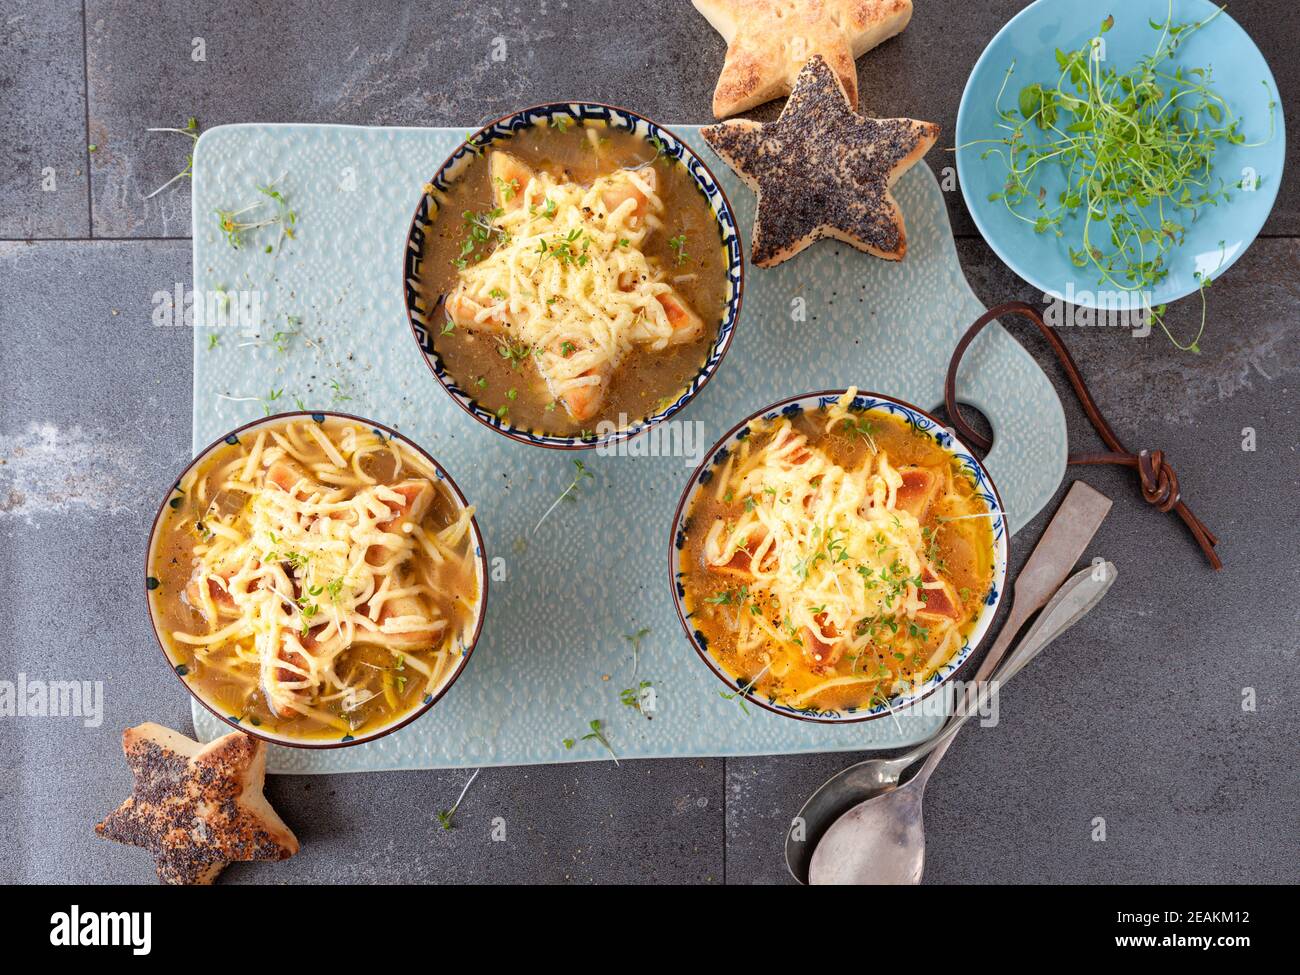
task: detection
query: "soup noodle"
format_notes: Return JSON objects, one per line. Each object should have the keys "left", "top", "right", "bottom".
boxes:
{"left": 419, "top": 121, "right": 727, "bottom": 435}
{"left": 678, "top": 391, "right": 995, "bottom": 715}
{"left": 148, "top": 418, "right": 481, "bottom": 740}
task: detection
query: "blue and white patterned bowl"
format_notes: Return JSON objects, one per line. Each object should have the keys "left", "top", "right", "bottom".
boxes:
{"left": 670, "top": 391, "right": 1010, "bottom": 724}
{"left": 402, "top": 101, "right": 745, "bottom": 450}
{"left": 144, "top": 410, "right": 490, "bottom": 749}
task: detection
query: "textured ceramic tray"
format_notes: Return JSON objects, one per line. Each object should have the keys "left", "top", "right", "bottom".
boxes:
{"left": 189, "top": 123, "right": 1066, "bottom": 773}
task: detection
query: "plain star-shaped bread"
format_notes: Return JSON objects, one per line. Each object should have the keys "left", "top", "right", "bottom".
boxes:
{"left": 693, "top": 0, "right": 913, "bottom": 117}
{"left": 702, "top": 55, "right": 938, "bottom": 267}
{"left": 95, "top": 723, "right": 298, "bottom": 885}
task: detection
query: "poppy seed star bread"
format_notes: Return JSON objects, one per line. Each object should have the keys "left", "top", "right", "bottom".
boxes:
{"left": 702, "top": 55, "right": 938, "bottom": 267}
{"left": 95, "top": 723, "right": 298, "bottom": 884}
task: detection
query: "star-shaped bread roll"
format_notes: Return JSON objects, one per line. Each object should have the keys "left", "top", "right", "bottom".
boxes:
{"left": 693, "top": 0, "right": 913, "bottom": 118}
{"left": 95, "top": 723, "right": 298, "bottom": 885}
{"left": 702, "top": 55, "right": 938, "bottom": 267}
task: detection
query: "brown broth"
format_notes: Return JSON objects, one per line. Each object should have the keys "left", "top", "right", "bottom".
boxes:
{"left": 418, "top": 123, "right": 727, "bottom": 435}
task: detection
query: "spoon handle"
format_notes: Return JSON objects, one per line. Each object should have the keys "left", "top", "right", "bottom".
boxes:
{"left": 884, "top": 618, "right": 1022, "bottom": 774}
{"left": 901, "top": 597, "right": 1035, "bottom": 779}
{"left": 904, "top": 560, "right": 1117, "bottom": 782}
{"left": 891, "top": 625, "right": 1024, "bottom": 783}
{"left": 889, "top": 603, "right": 1029, "bottom": 767}
{"left": 1000, "top": 561, "right": 1117, "bottom": 683}
{"left": 907, "top": 484, "right": 1112, "bottom": 786}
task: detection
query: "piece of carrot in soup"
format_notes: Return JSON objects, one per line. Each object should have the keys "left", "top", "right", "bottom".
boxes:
{"left": 443, "top": 290, "right": 506, "bottom": 331}
{"left": 262, "top": 628, "right": 318, "bottom": 717}
{"left": 599, "top": 167, "right": 656, "bottom": 225}
{"left": 770, "top": 426, "right": 813, "bottom": 466}
{"left": 915, "top": 565, "right": 962, "bottom": 623}
{"left": 802, "top": 614, "right": 844, "bottom": 671}
{"left": 266, "top": 459, "right": 316, "bottom": 498}
{"left": 708, "top": 525, "right": 768, "bottom": 580}
{"left": 356, "top": 591, "right": 442, "bottom": 650}
{"left": 378, "top": 480, "right": 433, "bottom": 531}
{"left": 895, "top": 466, "right": 941, "bottom": 520}
{"left": 368, "top": 480, "right": 434, "bottom": 565}
{"left": 657, "top": 290, "right": 705, "bottom": 344}
{"left": 489, "top": 151, "right": 541, "bottom": 211}
{"left": 559, "top": 369, "right": 609, "bottom": 423}
{"left": 184, "top": 572, "right": 236, "bottom": 619}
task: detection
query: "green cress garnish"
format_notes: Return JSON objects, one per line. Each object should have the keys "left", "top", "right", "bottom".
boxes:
{"left": 578, "top": 719, "right": 619, "bottom": 764}
{"left": 719, "top": 664, "right": 770, "bottom": 716}
{"left": 619, "top": 681, "right": 653, "bottom": 718}
{"left": 964, "top": 3, "right": 1276, "bottom": 351}
{"left": 668, "top": 233, "right": 688, "bottom": 266}
{"left": 532, "top": 460, "right": 595, "bottom": 536}
{"left": 143, "top": 116, "right": 199, "bottom": 200}
{"left": 624, "top": 626, "right": 651, "bottom": 675}
{"left": 436, "top": 768, "right": 480, "bottom": 831}
{"left": 496, "top": 340, "right": 532, "bottom": 370}
{"left": 215, "top": 177, "right": 297, "bottom": 253}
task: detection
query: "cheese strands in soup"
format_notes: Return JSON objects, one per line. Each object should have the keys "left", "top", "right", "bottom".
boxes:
{"left": 678, "top": 391, "right": 996, "bottom": 715}
{"left": 148, "top": 418, "right": 481, "bottom": 740}
{"left": 420, "top": 122, "right": 727, "bottom": 435}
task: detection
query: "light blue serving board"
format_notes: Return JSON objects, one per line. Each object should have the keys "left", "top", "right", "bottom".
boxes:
{"left": 189, "top": 123, "right": 1066, "bottom": 774}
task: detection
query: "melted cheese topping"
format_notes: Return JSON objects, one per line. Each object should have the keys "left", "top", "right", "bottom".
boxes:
{"left": 450, "top": 162, "right": 678, "bottom": 392}
{"left": 701, "top": 391, "right": 962, "bottom": 703}
{"left": 170, "top": 422, "right": 476, "bottom": 730}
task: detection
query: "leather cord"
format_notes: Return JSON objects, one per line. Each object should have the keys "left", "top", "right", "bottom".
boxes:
{"left": 944, "top": 301, "right": 1222, "bottom": 570}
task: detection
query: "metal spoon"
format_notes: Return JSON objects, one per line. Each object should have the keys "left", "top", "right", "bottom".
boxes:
{"left": 786, "top": 481, "right": 1114, "bottom": 883}
{"left": 807, "top": 558, "right": 1116, "bottom": 884}
{"left": 792, "top": 559, "right": 1117, "bottom": 858}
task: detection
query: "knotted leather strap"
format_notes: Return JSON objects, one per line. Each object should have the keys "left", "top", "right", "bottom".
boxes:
{"left": 944, "top": 301, "right": 1221, "bottom": 570}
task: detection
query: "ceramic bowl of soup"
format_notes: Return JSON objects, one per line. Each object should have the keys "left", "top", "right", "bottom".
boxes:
{"left": 671, "top": 390, "right": 1009, "bottom": 723}
{"left": 145, "top": 412, "right": 488, "bottom": 748}
{"left": 404, "top": 102, "right": 744, "bottom": 449}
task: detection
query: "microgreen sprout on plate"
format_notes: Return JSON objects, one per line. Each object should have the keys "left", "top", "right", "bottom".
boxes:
{"left": 563, "top": 719, "right": 619, "bottom": 765}
{"left": 532, "top": 459, "right": 595, "bottom": 536}
{"left": 215, "top": 176, "right": 298, "bottom": 253}
{"left": 963, "top": 2, "right": 1276, "bottom": 350}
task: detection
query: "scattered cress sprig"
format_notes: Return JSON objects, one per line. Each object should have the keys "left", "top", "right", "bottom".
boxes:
{"left": 719, "top": 664, "right": 770, "bottom": 716}
{"left": 532, "top": 459, "right": 595, "bottom": 536}
{"left": 624, "top": 626, "right": 651, "bottom": 676}
{"left": 563, "top": 719, "right": 619, "bottom": 765}
{"left": 436, "top": 768, "right": 480, "bottom": 830}
{"left": 216, "top": 176, "right": 298, "bottom": 253}
{"left": 143, "top": 116, "right": 200, "bottom": 200}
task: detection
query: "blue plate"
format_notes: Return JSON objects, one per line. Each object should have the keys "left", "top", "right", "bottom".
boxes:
{"left": 956, "top": 0, "right": 1284, "bottom": 311}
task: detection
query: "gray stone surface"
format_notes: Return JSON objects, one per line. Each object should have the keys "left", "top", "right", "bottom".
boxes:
{"left": 1, "top": 1, "right": 1296, "bottom": 884}
{"left": 0, "top": 0, "right": 90, "bottom": 238}
{"left": 78, "top": 0, "right": 1299, "bottom": 238}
